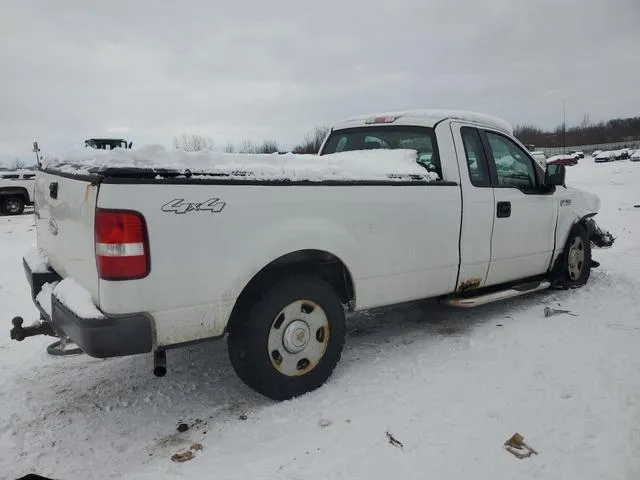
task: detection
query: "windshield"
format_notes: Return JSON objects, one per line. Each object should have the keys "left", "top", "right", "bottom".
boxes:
{"left": 320, "top": 126, "right": 441, "bottom": 177}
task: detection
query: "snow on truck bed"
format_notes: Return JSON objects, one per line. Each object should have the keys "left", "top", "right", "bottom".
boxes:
{"left": 41, "top": 146, "right": 440, "bottom": 182}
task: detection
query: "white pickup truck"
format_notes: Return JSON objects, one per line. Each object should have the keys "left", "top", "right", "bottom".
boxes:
{"left": 10, "top": 110, "right": 614, "bottom": 400}
{"left": 0, "top": 170, "right": 36, "bottom": 215}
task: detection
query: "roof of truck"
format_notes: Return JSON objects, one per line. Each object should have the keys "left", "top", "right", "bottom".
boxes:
{"left": 334, "top": 109, "right": 513, "bottom": 135}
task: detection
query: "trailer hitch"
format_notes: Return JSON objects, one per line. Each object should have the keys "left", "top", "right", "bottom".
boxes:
{"left": 10, "top": 316, "right": 56, "bottom": 341}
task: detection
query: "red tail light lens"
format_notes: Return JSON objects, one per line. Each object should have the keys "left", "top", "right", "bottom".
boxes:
{"left": 95, "top": 209, "right": 150, "bottom": 280}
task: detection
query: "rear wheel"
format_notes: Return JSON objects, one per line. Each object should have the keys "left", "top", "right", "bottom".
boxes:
{"left": 227, "top": 274, "right": 346, "bottom": 400}
{"left": 1, "top": 196, "right": 25, "bottom": 215}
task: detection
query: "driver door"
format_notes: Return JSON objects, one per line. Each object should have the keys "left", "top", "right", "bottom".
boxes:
{"left": 480, "top": 130, "right": 559, "bottom": 287}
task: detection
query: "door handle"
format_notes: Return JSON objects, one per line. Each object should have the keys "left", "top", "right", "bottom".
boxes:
{"left": 49, "top": 182, "right": 58, "bottom": 199}
{"left": 496, "top": 201, "right": 511, "bottom": 218}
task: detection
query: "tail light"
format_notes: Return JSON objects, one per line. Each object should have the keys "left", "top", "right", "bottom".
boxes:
{"left": 95, "top": 209, "right": 150, "bottom": 280}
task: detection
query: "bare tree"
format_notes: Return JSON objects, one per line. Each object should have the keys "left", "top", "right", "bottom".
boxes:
{"left": 258, "top": 140, "right": 279, "bottom": 154}
{"left": 224, "top": 141, "right": 235, "bottom": 153}
{"left": 292, "top": 126, "right": 330, "bottom": 154}
{"left": 236, "top": 139, "right": 254, "bottom": 153}
{"left": 10, "top": 158, "right": 26, "bottom": 170}
{"left": 173, "top": 134, "right": 214, "bottom": 152}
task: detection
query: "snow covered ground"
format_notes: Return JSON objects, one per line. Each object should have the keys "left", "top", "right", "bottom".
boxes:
{"left": 1, "top": 159, "right": 639, "bottom": 480}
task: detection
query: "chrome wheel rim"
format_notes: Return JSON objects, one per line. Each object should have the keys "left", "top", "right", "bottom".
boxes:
{"left": 567, "top": 236, "right": 585, "bottom": 280}
{"left": 268, "top": 300, "right": 330, "bottom": 377}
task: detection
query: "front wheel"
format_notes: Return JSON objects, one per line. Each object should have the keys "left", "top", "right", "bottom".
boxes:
{"left": 556, "top": 224, "right": 592, "bottom": 288}
{"left": 227, "top": 274, "right": 346, "bottom": 400}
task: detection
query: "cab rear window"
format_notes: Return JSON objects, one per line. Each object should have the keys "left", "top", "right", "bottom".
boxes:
{"left": 321, "top": 126, "right": 441, "bottom": 177}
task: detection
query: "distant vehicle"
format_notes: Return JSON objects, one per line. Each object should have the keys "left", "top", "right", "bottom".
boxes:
{"left": 631, "top": 150, "right": 640, "bottom": 162}
{"left": 595, "top": 151, "right": 616, "bottom": 163}
{"left": 0, "top": 170, "right": 36, "bottom": 215}
{"left": 569, "top": 150, "right": 585, "bottom": 159}
{"left": 85, "top": 138, "right": 132, "bottom": 150}
{"left": 619, "top": 149, "right": 631, "bottom": 160}
{"left": 546, "top": 154, "right": 578, "bottom": 166}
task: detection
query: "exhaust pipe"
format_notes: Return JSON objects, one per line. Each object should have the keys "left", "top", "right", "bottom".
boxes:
{"left": 153, "top": 350, "right": 167, "bottom": 377}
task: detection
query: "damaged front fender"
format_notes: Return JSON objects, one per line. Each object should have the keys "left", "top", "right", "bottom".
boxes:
{"left": 584, "top": 218, "right": 615, "bottom": 248}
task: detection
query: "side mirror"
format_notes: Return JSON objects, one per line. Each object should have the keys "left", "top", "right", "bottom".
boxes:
{"left": 545, "top": 164, "right": 566, "bottom": 186}
{"left": 128, "top": 142, "right": 133, "bottom": 149}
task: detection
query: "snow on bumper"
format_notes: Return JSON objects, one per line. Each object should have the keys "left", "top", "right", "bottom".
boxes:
{"left": 22, "top": 257, "right": 153, "bottom": 358}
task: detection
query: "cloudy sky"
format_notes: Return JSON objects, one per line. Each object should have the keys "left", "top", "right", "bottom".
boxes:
{"left": 1, "top": 0, "right": 639, "bottom": 164}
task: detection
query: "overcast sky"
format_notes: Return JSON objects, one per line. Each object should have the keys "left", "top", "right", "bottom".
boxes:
{"left": 1, "top": 0, "right": 639, "bottom": 163}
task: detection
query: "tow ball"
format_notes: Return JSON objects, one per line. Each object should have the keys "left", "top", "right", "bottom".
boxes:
{"left": 10, "top": 316, "right": 82, "bottom": 356}
{"left": 10, "top": 316, "right": 55, "bottom": 341}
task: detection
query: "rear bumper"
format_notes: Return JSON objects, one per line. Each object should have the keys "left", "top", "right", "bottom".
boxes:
{"left": 23, "top": 258, "right": 153, "bottom": 358}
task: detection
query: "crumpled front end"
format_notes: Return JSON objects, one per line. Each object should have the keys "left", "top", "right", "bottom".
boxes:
{"left": 585, "top": 218, "right": 615, "bottom": 249}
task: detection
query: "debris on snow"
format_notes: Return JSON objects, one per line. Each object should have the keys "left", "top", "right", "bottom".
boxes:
{"left": 386, "top": 431, "right": 404, "bottom": 449}
{"left": 239, "top": 414, "right": 248, "bottom": 421}
{"left": 171, "top": 450, "right": 194, "bottom": 463}
{"left": 170, "top": 443, "right": 203, "bottom": 463}
{"left": 504, "top": 433, "right": 538, "bottom": 459}
{"left": 607, "top": 323, "right": 640, "bottom": 331}
{"left": 176, "top": 423, "right": 189, "bottom": 433}
{"left": 544, "top": 307, "right": 578, "bottom": 317}
{"left": 318, "top": 419, "right": 332, "bottom": 428}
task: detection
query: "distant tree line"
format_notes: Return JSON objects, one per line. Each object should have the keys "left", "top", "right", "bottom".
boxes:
{"left": 514, "top": 115, "right": 640, "bottom": 148}
{"left": 173, "top": 126, "right": 330, "bottom": 154}
{"left": 171, "top": 114, "right": 640, "bottom": 155}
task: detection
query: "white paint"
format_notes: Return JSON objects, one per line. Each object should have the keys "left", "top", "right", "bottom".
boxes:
{"left": 335, "top": 109, "right": 514, "bottom": 135}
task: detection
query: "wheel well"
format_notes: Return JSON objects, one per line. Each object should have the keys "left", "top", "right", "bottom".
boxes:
{"left": 0, "top": 187, "right": 28, "bottom": 202}
{"left": 226, "top": 249, "right": 355, "bottom": 333}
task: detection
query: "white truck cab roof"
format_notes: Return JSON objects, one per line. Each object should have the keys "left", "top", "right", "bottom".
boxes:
{"left": 333, "top": 109, "right": 513, "bottom": 135}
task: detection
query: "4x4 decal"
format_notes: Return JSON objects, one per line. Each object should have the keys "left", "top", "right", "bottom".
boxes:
{"left": 161, "top": 198, "right": 226, "bottom": 214}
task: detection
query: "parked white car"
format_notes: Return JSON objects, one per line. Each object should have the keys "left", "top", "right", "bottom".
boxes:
{"left": 595, "top": 151, "right": 616, "bottom": 163}
{"left": 0, "top": 170, "right": 36, "bottom": 215}
{"left": 631, "top": 150, "right": 640, "bottom": 162}
{"left": 10, "top": 110, "right": 615, "bottom": 400}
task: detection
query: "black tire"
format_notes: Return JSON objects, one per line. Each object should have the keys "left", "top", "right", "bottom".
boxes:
{"left": 227, "top": 274, "right": 346, "bottom": 401}
{"left": 1, "top": 196, "right": 25, "bottom": 215}
{"left": 556, "top": 223, "right": 592, "bottom": 288}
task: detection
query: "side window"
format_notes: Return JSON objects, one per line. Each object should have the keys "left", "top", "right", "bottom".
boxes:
{"left": 484, "top": 132, "right": 537, "bottom": 189}
{"left": 460, "top": 127, "right": 490, "bottom": 187}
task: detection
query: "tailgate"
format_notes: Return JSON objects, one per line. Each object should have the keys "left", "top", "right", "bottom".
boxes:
{"left": 34, "top": 171, "right": 100, "bottom": 302}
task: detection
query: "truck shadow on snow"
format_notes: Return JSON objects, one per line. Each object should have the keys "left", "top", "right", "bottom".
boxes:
{"left": 28, "top": 286, "right": 578, "bottom": 416}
